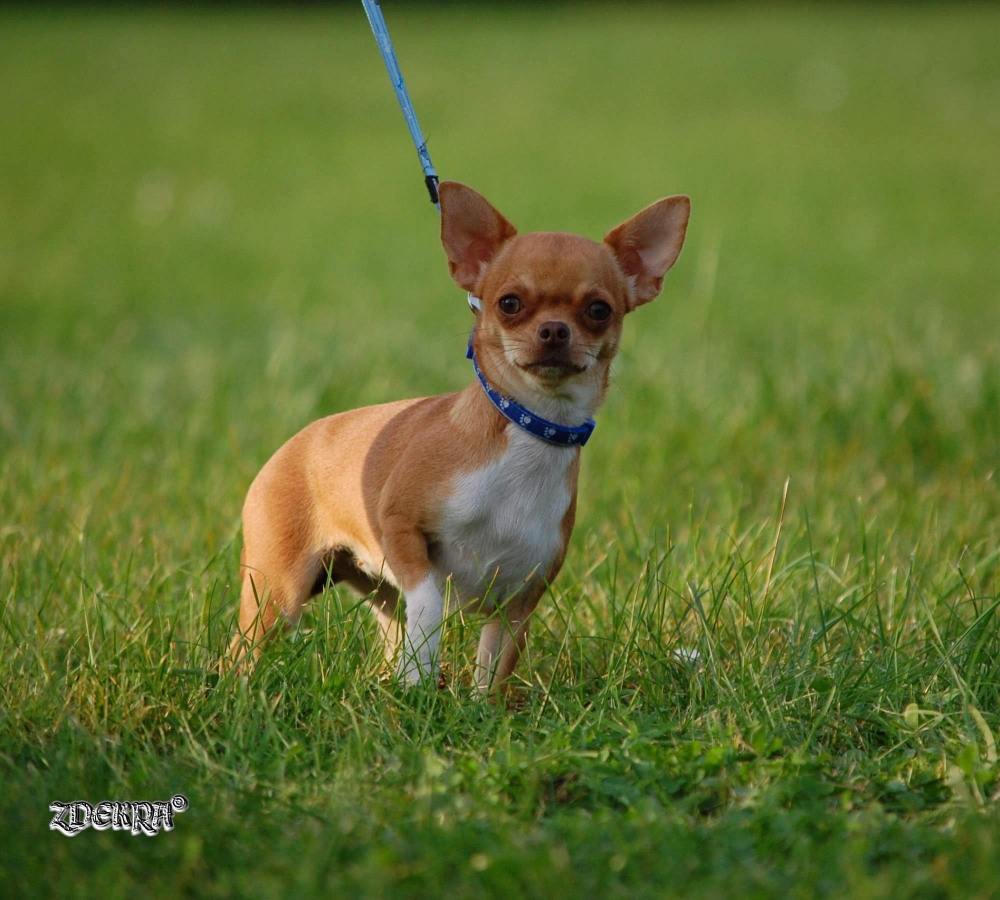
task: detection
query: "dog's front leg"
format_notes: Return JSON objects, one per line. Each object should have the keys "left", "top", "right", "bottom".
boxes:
{"left": 475, "top": 588, "right": 542, "bottom": 693}
{"left": 398, "top": 577, "right": 444, "bottom": 686}
{"left": 381, "top": 516, "right": 443, "bottom": 686}
{"left": 475, "top": 617, "right": 528, "bottom": 693}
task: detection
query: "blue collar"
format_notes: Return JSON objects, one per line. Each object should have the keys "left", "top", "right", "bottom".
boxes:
{"left": 466, "top": 331, "right": 596, "bottom": 448}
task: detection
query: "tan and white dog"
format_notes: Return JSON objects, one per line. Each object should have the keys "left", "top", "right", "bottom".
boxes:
{"left": 230, "top": 182, "right": 689, "bottom": 690}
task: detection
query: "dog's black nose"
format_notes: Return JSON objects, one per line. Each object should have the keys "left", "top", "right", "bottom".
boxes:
{"left": 537, "top": 321, "right": 571, "bottom": 347}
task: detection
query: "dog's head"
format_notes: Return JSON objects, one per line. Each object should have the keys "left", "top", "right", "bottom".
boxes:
{"left": 440, "top": 181, "right": 690, "bottom": 420}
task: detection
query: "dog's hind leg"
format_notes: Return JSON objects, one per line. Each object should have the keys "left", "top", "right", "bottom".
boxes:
{"left": 228, "top": 474, "right": 322, "bottom": 670}
{"left": 367, "top": 584, "right": 403, "bottom": 671}
{"left": 229, "top": 546, "right": 321, "bottom": 670}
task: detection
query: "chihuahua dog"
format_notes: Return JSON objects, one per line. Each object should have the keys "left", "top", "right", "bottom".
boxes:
{"left": 230, "top": 182, "right": 689, "bottom": 690}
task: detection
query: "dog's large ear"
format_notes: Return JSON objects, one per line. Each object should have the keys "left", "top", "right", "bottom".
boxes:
{"left": 604, "top": 196, "right": 690, "bottom": 309}
{"left": 439, "top": 182, "right": 517, "bottom": 293}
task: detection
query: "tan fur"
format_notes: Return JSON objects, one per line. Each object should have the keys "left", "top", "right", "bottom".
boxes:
{"left": 229, "top": 182, "right": 690, "bottom": 691}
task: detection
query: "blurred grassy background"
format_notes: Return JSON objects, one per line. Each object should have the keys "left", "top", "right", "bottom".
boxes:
{"left": 1, "top": 4, "right": 999, "bottom": 896}
{"left": 2, "top": 3, "right": 998, "bottom": 556}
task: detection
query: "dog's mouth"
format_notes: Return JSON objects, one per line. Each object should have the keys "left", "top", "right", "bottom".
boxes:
{"left": 519, "top": 358, "right": 588, "bottom": 375}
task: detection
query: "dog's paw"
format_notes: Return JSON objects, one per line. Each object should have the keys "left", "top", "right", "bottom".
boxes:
{"left": 396, "top": 658, "right": 440, "bottom": 689}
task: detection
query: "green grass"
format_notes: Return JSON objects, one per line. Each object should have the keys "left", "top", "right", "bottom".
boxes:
{"left": 2, "top": 3, "right": 1000, "bottom": 896}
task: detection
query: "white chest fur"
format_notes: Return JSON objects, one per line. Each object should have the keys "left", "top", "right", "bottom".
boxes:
{"left": 433, "top": 426, "right": 575, "bottom": 609}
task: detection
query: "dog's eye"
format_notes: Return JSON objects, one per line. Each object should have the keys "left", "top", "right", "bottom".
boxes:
{"left": 586, "top": 301, "right": 612, "bottom": 322}
{"left": 498, "top": 295, "right": 522, "bottom": 315}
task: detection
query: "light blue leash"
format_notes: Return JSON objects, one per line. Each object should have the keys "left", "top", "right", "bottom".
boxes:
{"left": 361, "top": 0, "right": 440, "bottom": 210}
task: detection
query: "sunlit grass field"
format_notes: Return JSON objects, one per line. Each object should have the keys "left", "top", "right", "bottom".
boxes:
{"left": 2, "top": 3, "right": 999, "bottom": 896}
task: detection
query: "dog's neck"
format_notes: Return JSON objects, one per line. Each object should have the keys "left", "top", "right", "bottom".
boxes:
{"left": 472, "top": 339, "right": 602, "bottom": 429}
